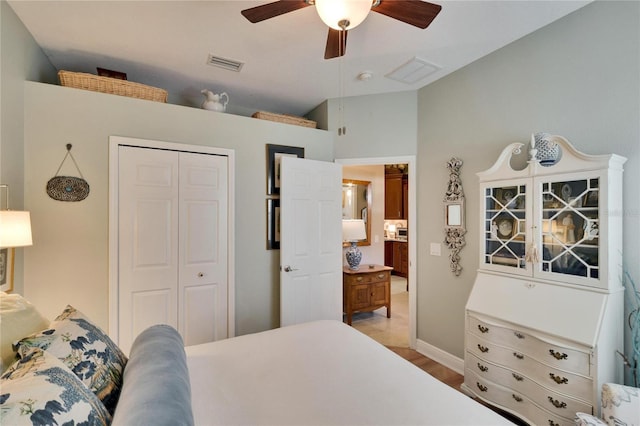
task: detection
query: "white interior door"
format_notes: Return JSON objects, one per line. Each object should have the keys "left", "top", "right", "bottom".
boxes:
{"left": 280, "top": 156, "right": 342, "bottom": 326}
{"left": 117, "top": 144, "right": 228, "bottom": 353}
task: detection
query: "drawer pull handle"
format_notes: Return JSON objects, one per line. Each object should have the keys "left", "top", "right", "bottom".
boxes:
{"left": 356, "top": 277, "right": 363, "bottom": 282}
{"left": 377, "top": 274, "right": 385, "bottom": 279}
{"left": 547, "top": 397, "right": 567, "bottom": 409}
{"left": 478, "top": 325, "right": 489, "bottom": 333}
{"left": 477, "top": 344, "right": 489, "bottom": 353}
{"left": 549, "top": 373, "right": 568, "bottom": 384}
{"left": 512, "top": 373, "right": 524, "bottom": 382}
{"left": 514, "top": 331, "right": 525, "bottom": 339}
{"left": 476, "top": 382, "right": 488, "bottom": 392}
{"left": 512, "top": 394, "right": 523, "bottom": 402}
{"left": 548, "top": 421, "right": 559, "bottom": 426}
{"left": 477, "top": 363, "right": 488, "bottom": 372}
{"left": 513, "top": 352, "right": 524, "bottom": 360}
{"left": 549, "top": 350, "right": 568, "bottom": 360}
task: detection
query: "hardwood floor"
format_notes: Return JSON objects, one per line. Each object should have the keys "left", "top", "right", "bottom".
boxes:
{"left": 352, "top": 276, "right": 525, "bottom": 425}
{"left": 386, "top": 345, "right": 464, "bottom": 390}
{"left": 388, "top": 346, "right": 526, "bottom": 425}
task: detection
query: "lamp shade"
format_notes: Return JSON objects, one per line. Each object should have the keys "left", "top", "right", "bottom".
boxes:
{"left": 315, "top": 0, "right": 372, "bottom": 30}
{"left": 342, "top": 219, "right": 366, "bottom": 242}
{"left": 0, "top": 211, "right": 33, "bottom": 248}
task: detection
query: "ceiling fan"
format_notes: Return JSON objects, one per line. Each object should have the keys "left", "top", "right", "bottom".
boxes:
{"left": 241, "top": 0, "right": 442, "bottom": 60}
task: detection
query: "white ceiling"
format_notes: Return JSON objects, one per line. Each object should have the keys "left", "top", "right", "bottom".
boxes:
{"left": 9, "top": 0, "right": 590, "bottom": 116}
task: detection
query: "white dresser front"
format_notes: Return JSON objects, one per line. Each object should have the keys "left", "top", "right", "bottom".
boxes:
{"left": 464, "top": 314, "right": 594, "bottom": 425}
{"left": 462, "top": 273, "right": 622, "bottom": 425}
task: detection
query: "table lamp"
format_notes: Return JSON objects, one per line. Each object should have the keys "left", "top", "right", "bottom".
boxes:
{"left": 0, "top": 185, "right": 33, "bottom": 293}
{"left": 342, "top": 219, "right": 366, "bottom": 270}
{"left": 0, "top": 185, "right": 32, "bottom": 249}
{"left": 0, "top": 210, "right": 33, "bottom": 248}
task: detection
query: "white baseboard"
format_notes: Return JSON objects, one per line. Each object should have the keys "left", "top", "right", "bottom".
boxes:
{"left": 415, "top": 339, "right": 464, "bottom": 375}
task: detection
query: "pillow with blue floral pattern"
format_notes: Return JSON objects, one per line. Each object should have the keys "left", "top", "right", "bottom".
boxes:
{"left": 0, "top": 347, "right": 111, "bottom": 425}
{"left": 14, "top": 305, "right": 127, "bottom": 415}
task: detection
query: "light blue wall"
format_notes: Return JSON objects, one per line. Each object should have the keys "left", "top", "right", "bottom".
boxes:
{"left": 3, "top": 0, "right": 335, "bottom": 335}
{"left": 309, "top": 91, "right": 418, "bottom": 159}
{"left": 1, "top": 0, "right": 57, "bottom": 292}
{"left": 417, "top": 0, "right": 640, "bottom": 370}
{"left": 22, "top": 82, "right": 334, "bottom": 334}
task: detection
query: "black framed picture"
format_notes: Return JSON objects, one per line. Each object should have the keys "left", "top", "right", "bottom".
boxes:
{"left": 267, "top": 198, "right": 281, "bottom": 250}
{"left": 266, "top": 144, "right": 304, "bottom": 195}
{"left": 0, "top": 248, "right": 14, "bottom": 293}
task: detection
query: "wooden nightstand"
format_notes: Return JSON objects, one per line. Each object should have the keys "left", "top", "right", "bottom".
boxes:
{"left": 343, "top": 265, "right": 392, "bottom": 326}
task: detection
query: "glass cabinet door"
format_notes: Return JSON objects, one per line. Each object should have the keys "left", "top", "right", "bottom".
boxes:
{"left": 539, "top": 177, "right": 600, "bottom": 279}
{"left": 483, "top": 183, "right": 528, "bottom": 271}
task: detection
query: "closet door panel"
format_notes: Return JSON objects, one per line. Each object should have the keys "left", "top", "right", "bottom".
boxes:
{"left": 132, "top": 289, "right": 172, "bottom": 337}
{"left": 118, "top": 146, "right": 179, "bottom": 354}
{"left": 183, "top": 284, "right": 219, "bottom": 345}
{"left": 178, "top": 152, "right": 228, "bottom": 344}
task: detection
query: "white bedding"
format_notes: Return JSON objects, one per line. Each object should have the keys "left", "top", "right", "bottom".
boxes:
{"left": 185, "top": 320, "right": 513, "bottom": 425}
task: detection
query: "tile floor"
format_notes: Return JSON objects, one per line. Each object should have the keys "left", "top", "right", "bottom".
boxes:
{"left": 351, "top": 275, "right": 409, "bottom": 347}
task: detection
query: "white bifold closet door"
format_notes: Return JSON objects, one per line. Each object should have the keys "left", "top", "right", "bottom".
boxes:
{"left": 118, "top": 145, "right": 228, "bottom": 353}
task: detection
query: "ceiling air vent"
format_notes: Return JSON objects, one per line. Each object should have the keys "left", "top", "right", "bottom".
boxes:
{"left": 385, "top": 57, "right": 440, "bottom": 84}
{"left": 206, "top": 54, "right": 244, "bottom": 72}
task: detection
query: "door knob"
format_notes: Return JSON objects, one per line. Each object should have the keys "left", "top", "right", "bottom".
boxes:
{"left": 283, "top": 266, "right": 299, "bottom": 272}
{"left": 198, "top": 272, "right": 204, "bottom": 278}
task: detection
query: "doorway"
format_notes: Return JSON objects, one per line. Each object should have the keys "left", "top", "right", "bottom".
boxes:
{"left": 337, "top": 156, "right": 416, "bottom": 349}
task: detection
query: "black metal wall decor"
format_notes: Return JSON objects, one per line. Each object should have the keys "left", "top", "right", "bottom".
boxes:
{"left": 46, "top": 144, "right": 90, "bottom": 202}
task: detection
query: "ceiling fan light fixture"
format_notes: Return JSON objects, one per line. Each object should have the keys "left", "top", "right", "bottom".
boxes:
{"left": 315, "top": 0, "right": 372, "bottom": 30}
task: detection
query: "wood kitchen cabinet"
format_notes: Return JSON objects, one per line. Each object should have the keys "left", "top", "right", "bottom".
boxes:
{"left": 385, "top": 240, "right": 408, "bottom": 278}
{"left": 343, "top": 265, "right": 392, "bottom": 325}
{"left": 384, "top": 241, "right": 394, "bottom": 267}
{"left": 402, "top": 176, "right": 408, "bottom": 220}
{"left": 385, "top": 172, "right": 408, "bottom": 220}
{"left": 393, "top": 241, "right": 408, "bottom": 278}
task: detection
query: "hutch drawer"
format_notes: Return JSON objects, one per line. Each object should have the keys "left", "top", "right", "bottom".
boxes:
{"left": 466, "top": 370, "right": 580, "bottom": 426}
{"left": 468, "top": 316, "right": 591, "bottom": 376}
{"left": 467, "top": 352, "right": 593, "bottom": 405}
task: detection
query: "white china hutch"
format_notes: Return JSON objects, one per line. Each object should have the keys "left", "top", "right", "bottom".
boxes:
{"left": 462, "top": 135, "right": 626, "bottom": 426}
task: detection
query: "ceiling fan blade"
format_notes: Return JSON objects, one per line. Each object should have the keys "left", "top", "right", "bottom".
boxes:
{"left": 241, "top": 0, "right": 311, "bottom": 23}
{"left": 372, "top": 0, "right": 441, "bottom": 29}
{"left": 324, "top": 28, "right": 348, "bottom": 60}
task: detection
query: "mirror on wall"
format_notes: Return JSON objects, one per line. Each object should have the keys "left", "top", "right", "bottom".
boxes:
{"left": 445, "top": 203, "right": 463, "bottom": 227}
{"left": 342, "top": 179, "right": 372, "bottom": 246}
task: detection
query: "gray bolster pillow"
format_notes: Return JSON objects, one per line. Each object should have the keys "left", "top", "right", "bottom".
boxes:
{"left": 112, "top": 324, "right": 194, "bottom": 426}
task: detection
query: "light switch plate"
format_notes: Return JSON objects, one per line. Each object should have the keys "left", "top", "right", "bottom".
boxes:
{"left": 430, "top": 243, "right": 441, "bottom": 256}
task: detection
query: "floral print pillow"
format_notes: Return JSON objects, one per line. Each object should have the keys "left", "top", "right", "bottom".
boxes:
{"left": 0, "top": 347, "right": 111, "bottom": 426}
{"left": 14, "top": 306, "right": 127, "bottom": 415}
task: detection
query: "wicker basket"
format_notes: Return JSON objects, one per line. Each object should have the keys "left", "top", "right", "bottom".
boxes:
{"left": 58, "top": 70, "right": 168, "bottom": 103}
{"left": 252, "top": 111, "right": 317, "bottom": 128}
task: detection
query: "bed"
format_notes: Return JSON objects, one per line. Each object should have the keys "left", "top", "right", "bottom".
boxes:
{"left": 1, "top": 292, "right": 513, "bottom": 425}
{"left": 186, "top": 320, "right": 513, "bottom": 425}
